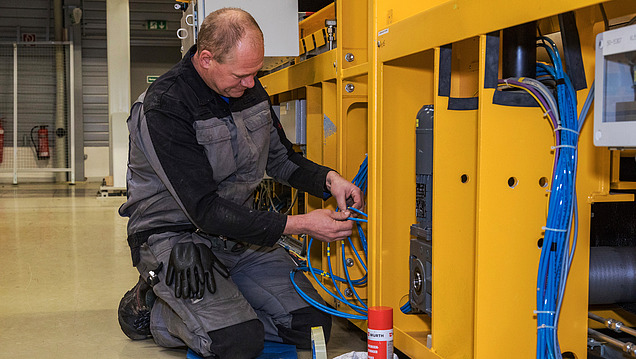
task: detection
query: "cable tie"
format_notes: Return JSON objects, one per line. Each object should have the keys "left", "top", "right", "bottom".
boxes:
{"left": 543, "top": 109, "right": 553, "bottom": 118}
{"left": 542, "top": 226, "right": 567, "bottom": 233}
{"left": 551, "top": 145, "right": 577, "bottom": 150}
{"left": 554, "top": 126, "right": 579, "bottom": 135}
{"left": 537, "top": 324, "right": 555, "bottom": 330}
{"left": 534, "top": 310, "right": 556, "bottom": 314}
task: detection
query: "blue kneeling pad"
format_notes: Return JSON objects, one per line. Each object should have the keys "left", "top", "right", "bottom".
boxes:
{"left": 186, "top": 341, "right": 298, "bottom": 359}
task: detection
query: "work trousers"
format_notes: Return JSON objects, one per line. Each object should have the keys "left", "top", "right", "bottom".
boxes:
{"left": 136, "top": 231, "right": 327, "bottom": 358}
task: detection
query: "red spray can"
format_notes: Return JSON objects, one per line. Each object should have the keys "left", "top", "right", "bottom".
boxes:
{"left": 367, "top": 306, "right": 394, "bottom": 359}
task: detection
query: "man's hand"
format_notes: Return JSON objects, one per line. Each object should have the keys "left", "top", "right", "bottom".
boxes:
{"left": 284, "top": 209, "right": 352, "bottom": 243}
{"left": 325, "top": 171, "right": 364, "bottom": 214}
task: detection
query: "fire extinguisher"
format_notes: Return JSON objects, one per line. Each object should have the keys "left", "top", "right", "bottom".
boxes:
{"left": 0, "top": 117, "right": 4, "bottom": 164}
{"left": 30, "top": 125, "right": 50, "bottom": 160}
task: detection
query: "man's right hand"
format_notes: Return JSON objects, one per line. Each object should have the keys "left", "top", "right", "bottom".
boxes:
{"left": 284, "top": 209, "right": 353, "bottom": 243}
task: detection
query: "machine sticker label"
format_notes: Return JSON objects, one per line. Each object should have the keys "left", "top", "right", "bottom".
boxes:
{"left": 323, "top": 114, "right": 336, "bottom": 145}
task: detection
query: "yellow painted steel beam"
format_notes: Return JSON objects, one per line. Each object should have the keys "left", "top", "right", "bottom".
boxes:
{"left": 377, "top": 0, "right": 604, "bottom": 63}
{"left": 394, "top": 328, "right": 442, "bottom": 359}
{"left": 343, "top": 63, "right": 369, "bottom": 80}
{"left": 368, "top": 0, "right": 381, "bottom": 314}
{"left": 429, "top": 46, "right": 478, "bottom": 358}
{"left": 376, "top": 1, "right": 448, "bottom": 29}
{"left": 260, "top": 51, "right": 337, "bottom": 96}
{"left": 340, "top": 0, "right": 369, "bottom": 69}
{"left": 306, "top": 84, "right": 325, "bottom": 214}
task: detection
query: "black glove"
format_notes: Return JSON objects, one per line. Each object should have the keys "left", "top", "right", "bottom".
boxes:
{"left": 165, "top": 242, "right": 205, "bottom": 299}
{"left": 195, "top": 243, "right": 230, "bottom": 297}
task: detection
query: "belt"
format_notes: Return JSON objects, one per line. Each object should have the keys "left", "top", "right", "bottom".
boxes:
{"left": 127, "top": 226, "right": 249, "bottom": 266}
{"left": 200, "top": 233, "right": 248, "bottom": 254}
{"left": 126, "top": 225, "right": 197, "bottom": 266}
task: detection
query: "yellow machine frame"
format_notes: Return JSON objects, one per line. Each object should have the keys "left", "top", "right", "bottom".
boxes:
{"left": 261, "top": 1, "right": 636, "bottom": 358}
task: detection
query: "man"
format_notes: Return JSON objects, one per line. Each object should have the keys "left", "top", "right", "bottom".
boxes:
{"left": 117, "top": 7, "right": 364, "bottom": 359}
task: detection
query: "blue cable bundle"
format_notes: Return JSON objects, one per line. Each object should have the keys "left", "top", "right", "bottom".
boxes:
{"left": 534, "top": 37, "right": 592, "bottom": 359}
{"left": 290, "top": 155, "right": 370, "bottom": 320}
{"left": 497, "top": 37, "right": 594, "bottom": 359}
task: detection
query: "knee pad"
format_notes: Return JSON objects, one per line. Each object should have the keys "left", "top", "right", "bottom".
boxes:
{"left": 276, "top": 307, "right": 332, "bottom": 349}
{"left": 207, "top": 319, "right": 264, "bottom": 358}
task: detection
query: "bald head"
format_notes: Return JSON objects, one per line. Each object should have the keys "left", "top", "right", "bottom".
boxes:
{"left": 196, "top": 7, "right": 264, "bottom": 64}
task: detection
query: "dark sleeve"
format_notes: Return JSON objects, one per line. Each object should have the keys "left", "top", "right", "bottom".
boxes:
{"left": 269, "top": 104, "right": 333, "bottom": 199}
{"left": 144, "top": 101, "right": 285, "bottom": 247}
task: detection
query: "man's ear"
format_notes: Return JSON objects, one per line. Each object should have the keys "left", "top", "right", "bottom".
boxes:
{"left": 197, "top": 50, "right": 214, "bottom": 69}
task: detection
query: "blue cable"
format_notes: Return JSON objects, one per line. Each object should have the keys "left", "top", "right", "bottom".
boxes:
{"left": 533, "top": 38, "right": 589, "bottom": 359}
{"left": 291, "top": 155, "right": 370, "bottom": 319}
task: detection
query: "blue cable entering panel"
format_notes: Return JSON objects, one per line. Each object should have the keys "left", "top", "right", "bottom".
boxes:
{"left": 291, "top": 155, "right": 370, "bottom": 319}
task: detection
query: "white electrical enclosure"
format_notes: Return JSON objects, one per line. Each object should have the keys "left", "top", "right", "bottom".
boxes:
{"left": 594, "top": 24, "right": 636, "bottom": 148}
{"left": 197, "top": 0, "right": 299, "bottom": 57}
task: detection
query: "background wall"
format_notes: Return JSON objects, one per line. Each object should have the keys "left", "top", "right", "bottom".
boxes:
{"left": 0, "top": 0, "right": 181, "bottom": 183}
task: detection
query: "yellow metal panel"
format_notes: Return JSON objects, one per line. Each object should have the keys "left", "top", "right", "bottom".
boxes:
{"left": 377, "top": 0, "right": 603, "bottom": 63}
{"left": 394, "top": 328, "right": 442, "bottom": 359}
{"left": 313, "top": 29, "right": 326, "bottom": 48}
{"left": 376, "top": 0, "right": 448, "bottom": 27}
{"left": 473, "top": 89, "right": 556, "bottom": 358}
{"left": 343, "top": 63, "right": 370, "bottom": 80}
{"left": 340, "top": 0, "right": 369, "bottom": 67}
{"left": 306, "top": 84, "right": 325, "bottom": 214}
{"left": 430, "top": 48, "right": 478, "bottom": 358}
{"left": 260, "top": 51, "right": 336, "bottom": 95}
{"left": 471, "top": 32, "right": 563, "bottom": 357}
{"left": 336, "top": 96, "right": 369, "bottom": 306}
{"left": 322, "top": 80, "right": 338, "bottom": 200}
{"left": 374, "top": 50, "right": 436, "bottom": 358}
{"left": 303, "top": 35, "right": 316, "bottom": 52}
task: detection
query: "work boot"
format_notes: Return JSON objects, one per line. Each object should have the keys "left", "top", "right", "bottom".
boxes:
{"left": 118, "top": 276, "right": 154, "bottom": 340}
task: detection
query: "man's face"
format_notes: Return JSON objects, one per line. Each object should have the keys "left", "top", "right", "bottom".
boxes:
{"left": 201, "top": 34, "right": 264, "bottom": 98}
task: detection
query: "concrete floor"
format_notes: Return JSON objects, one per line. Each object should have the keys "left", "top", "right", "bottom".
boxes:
{"left": 0, "top": 182, "right": 369, "bottom": 359}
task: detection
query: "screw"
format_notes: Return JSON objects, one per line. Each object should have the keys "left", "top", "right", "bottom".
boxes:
{"left": 346, "top": 258, "right": 354, "bottom": 267}
{"left": 345, "top": 53, "right": 354, "bottom": 62}
{"left": 344, "top": 288, "right": 353, "bottom": 297}
{"left": 345, "top": 83, "right": 355, "bottom": 93}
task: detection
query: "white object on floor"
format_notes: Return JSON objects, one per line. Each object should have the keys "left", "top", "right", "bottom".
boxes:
{"left": 332, "top": 352, "right": 398, "bottom": 359}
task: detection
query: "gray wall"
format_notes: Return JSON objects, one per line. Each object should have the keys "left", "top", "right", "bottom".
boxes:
{"left": 82, "top": 0, "right": 182, "bottom": 147}
{"left": 0, "top": 0, "right": 181, "bottom": 148}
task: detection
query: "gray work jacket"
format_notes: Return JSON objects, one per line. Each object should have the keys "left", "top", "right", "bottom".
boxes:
{"left": 119, "top": 45, "right": 332, "bottom": 258}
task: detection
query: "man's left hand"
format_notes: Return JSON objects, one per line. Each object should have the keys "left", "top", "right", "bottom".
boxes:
{"left": 325, "top": 171, "right": 365, "bottom": 214}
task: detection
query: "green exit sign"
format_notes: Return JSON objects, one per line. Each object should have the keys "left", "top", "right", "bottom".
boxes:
{"left": 146, "top": 20, "right": 167, "bottom": 30}
{"left": 146, "top": 75, "right": 160, "bottom": 83}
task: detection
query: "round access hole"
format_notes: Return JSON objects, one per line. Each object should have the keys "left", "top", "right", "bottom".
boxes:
{"left": 508, "top": 177, "right": 518, "bottom": 188}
